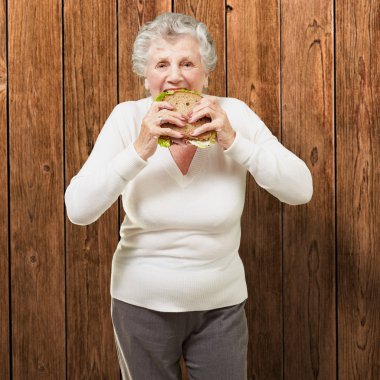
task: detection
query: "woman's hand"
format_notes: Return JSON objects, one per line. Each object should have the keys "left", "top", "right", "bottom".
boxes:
{"left": 187, "top": 96, "right": 236, "bottom": 150}
{"left": 134, "top": 101, "right": 187, "bottom": 160}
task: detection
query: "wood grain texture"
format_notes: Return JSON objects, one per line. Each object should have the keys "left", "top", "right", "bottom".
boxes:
{"left": 9, "top": 0, "right": 65, "bottom": 378}
{"left": 0, "top": 0, "right": 9, "bottom": 378}
{"left": 336, "top": 0, "right": 380, "bottom": 378}
{"left": 175, "top": 0, "right": 226, "bottom": 97}
{"left": 282, "top": 0, "right": 335, "bottom": 378}
{"left": 228, "top": 0, "right": 282, "bottom": 378}
{"left": 64, "top": 0, "right": 119, "bottom": 378}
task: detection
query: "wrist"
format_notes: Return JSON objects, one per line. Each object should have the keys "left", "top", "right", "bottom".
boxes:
{"left": 133, "top": 141, "right": 149, "bottom": 161}
{"left": 223, "top": 131, "right": 236, "bottom": 150}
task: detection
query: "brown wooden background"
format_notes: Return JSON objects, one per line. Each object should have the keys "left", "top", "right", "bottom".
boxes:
{"left": 1, "top": 0, "right": 379, "bottom": 379}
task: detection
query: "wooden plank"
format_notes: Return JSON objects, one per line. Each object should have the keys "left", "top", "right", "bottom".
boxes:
{"left": 174, "top": 0, "right": 226, "bottom": 97}
{"left": 336, "top": 0, "right": 380, "bottom": 378}
{"left": 64, "top": 0, "right": 120, "bottom": 378}
{"left": 118, "top": 0, "right": 171, "bottom": 102}
{"left": 0, "top": 0, "right": 9, "bottom": 378}
{"left": 282, "top": 0, "right": 336, "bottom": 378}
{"left": 8, "top": 0, "right": 65, "bottom": 378}
{"left": 227, "top": 0, "right": 282, "bottom": 378}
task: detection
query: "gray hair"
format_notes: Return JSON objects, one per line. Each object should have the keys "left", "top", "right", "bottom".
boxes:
{"left": 132, "top": 12, "right": 217, "bottom": 77}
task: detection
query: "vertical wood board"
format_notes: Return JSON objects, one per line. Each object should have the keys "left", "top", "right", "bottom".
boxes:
{"left": 64, "top": 0, "right": 119, "bottom": 378}
{"left": 228, "top": 0, "right": 282, "bottom": 378}
{"left": 0, "top": 0, "right": 9, "bottom": 377}
{"left": 9, "top": 0, "right": 65, "bottom": 378}
{"left": 336, "top": 0, "right": 380, "bottom": 378}
{"left": 282, "top": 0, "right": 336, "bottom": 378}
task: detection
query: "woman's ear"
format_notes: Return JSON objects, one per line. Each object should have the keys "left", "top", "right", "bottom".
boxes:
{"left": 203, "top": 75, "right": 209, "bottom": 89}
{"left": 202, "top": 75, "right": 209, "bottom": 93}
{"left": 144, "top": 78, "right": 150, "bottom": 91}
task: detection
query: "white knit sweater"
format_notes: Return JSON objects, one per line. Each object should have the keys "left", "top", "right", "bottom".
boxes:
{"left": 65, "top": 96, "right": 313, "bottom": 312}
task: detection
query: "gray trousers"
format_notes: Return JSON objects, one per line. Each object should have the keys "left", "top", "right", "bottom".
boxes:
{"left": 111, "top": 298, "right": 248, "bottom": 380}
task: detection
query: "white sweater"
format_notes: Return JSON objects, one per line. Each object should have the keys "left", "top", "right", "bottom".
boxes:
{"left": 65, "top": 96, "right": 313, "bottom": 312}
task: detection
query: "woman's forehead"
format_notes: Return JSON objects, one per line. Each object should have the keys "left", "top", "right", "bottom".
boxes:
{"left": 148, "top": 44, "right": 200, "bottom": 62}
{"left": 149, "top": 35, "right": 199, "bottom": 51}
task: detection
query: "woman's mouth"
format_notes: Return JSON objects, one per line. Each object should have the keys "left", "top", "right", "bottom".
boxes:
{"left": 163, "top": 87, "right": 187, "bottom": 92}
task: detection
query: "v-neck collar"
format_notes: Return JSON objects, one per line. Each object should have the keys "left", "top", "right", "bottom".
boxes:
{"left": 168, "top": 145, "right": 197, "bottom": 176}
{"left": 156, "top": 145, "right": 211, "bottom": 188}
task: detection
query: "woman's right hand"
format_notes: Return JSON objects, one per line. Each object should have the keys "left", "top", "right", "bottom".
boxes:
{"left": 134, "top": 101, "right": 187, "bottom": 161}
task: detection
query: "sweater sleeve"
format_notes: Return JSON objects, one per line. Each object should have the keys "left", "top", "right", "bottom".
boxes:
{"left": 224, "top": 101, "right": 313, "bottom": 205}
{"left": 64, "top": 104, "right": 148, "bottom": 225}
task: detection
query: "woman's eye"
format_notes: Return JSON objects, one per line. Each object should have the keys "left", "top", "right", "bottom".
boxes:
{"left": 157, "top": 63, "right": 167, "bottom": 68}
{"left": 183, "top": 62, "right": 193, "bottom": 67}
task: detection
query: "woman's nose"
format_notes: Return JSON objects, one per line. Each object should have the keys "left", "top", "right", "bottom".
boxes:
{"left": 168, "top": 66, "right": 182, "bottom": 81}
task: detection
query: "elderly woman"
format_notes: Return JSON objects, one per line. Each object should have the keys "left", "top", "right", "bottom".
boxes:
{"left": 65, "top": 12, "right": 312, "bottom": 380}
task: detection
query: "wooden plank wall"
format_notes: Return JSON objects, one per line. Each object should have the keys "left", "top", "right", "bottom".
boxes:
{"left": 228, "top": 1, "right": 283, "bottom": 378}
{"left": 1, "top": 0, "right": 379, "bottom": 379}
{"left": 282, "top": 1, "right": 336, "bottom": 378}
{"left": 64, "top": 1, "right": 119, "bottom": 378}
{"left": 336, "top": 1, "right": 380, "bottom": 379}
{"left": 9, "top": 1, "right": 65, "bottom": 379}
{"left": 0, "top": 0, "right": 8, "bottom": 378}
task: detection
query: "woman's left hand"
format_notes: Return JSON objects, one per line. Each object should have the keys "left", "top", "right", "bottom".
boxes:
{"left": 188, "top": 96, "right": 236, "bottom": 150}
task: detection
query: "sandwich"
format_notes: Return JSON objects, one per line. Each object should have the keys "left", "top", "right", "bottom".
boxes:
{"left": 155, "top": 89, "right": 216, "bottom": 148}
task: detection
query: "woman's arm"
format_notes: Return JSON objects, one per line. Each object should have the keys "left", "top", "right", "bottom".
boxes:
{"left": 64, "top": 104, "right": 147, "bottom": 225}
{"left": 224, "top": 101, "right": 313, "bottom": 205}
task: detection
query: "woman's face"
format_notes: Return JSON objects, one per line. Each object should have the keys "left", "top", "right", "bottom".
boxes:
{"left": 144, "top": 35, "right": 209, "bottom": 99}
